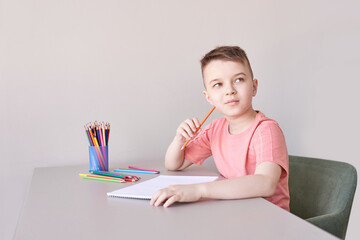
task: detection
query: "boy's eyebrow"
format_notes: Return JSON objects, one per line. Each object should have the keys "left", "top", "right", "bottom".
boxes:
{"left": 233, "top": 72, "right": 246, "bottom": 77}
{"left": 208, "top": 72, "right": 247, "bottom": 84}
{"left": 208, "top": 78, "right": 220, "bottom": 84}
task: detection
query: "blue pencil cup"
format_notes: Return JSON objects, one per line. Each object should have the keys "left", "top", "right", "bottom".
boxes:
{"left": 89, "top": 146, "right": 109, "bottom": 171}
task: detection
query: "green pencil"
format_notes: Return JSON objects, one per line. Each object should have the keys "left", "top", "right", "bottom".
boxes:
{"left": 82, "top": 176, "right": 124, "bottom": 183}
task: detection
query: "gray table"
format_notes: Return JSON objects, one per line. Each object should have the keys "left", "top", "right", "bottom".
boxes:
{"left": 14, "top": 161, "right": 339, "bottom": 240}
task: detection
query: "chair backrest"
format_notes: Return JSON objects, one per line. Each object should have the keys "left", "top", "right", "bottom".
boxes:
{"left": 289, "top": 155, "right": 357, "bottom": 239}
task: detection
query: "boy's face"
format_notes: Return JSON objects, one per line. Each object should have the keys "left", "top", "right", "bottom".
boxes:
{"left": 202, "top": 60, "right": 258, "bottom": 119}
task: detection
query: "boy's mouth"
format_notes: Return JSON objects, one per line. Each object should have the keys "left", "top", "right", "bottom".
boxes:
{"left": 225, "top": 99, "right": 239, "bottom": 105}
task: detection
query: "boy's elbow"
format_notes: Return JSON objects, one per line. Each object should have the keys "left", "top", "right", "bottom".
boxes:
{"left": 165, "top": 158, "right": 191, "bottom": 171}
{"left": 164, "top": 162, "right": 182, "bottom": 171}
{"left": 165, "top": 165, "right": 179, "bottom": 171}
{"left": 261, "top": 177, "right": 278, "bottom": 197}
{"left": 263, "top": 186, "right": 276, "bottom": 198}
{"left": 165, "top": 163, "right": 177, "bottom": 171}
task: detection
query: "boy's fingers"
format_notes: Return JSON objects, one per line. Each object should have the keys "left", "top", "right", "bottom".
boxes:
{"left": 184, "top": 118, "right": 198, "bottom": 133}
{"left": 150, "top": 190, "right": 162, "bottom": 205}
{"left": 163, "top": 195, "right": 179, "bottom": 208}
{"left": 183, "top": 123, "right": 195, "bottom": 137}
{"left": 180, "top": 122, "right": 194, "bottom": 138}
{"left": 177, "top": 128, "right": 192, "bottom": 140}
{"left": 194, "top": 118, "right": 201, "bottom": 129}
{"left": 177, "top": 118, "right": 201, "bottom": 141}
{"left": 154, "top": 191, "right": 171, "bottom": 207}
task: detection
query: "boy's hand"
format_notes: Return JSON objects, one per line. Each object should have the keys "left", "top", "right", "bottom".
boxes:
{"left": 150, "top": 184, "right": 204, "bottom": 208}
{"left": 175, "top": 118, "right": 201, "bottom": 144}
{"left": 165, "top": 118, "right": 200, "bottom": 171}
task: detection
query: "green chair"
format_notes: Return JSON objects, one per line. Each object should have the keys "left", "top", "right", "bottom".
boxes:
{"left": 288, "top": 155, "right": 357, "bottom": 239}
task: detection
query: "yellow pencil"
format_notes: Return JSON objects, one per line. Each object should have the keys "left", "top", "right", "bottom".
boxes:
{"left": 82, "top": 176, "right": 124, "bottom": 183}
{"left": 79, "top": 173, "right": 125, "bottom": 183}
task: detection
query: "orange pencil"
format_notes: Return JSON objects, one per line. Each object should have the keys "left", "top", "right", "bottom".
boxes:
{"left": 181, "top": 106, "right": 216, "bottom": 150}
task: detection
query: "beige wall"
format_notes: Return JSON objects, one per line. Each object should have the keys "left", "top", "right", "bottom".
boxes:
{"left": 1, "top": 0, "right": 359, "bottom": 239}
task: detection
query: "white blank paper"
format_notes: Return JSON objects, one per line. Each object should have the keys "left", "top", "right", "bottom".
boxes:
{"left": 107, "top": 175, "right": 218, "bottom": 200}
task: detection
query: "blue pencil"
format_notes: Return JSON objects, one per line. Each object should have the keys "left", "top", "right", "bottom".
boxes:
{"left": 113, "top": 169, "right": 159, "bottom": 174}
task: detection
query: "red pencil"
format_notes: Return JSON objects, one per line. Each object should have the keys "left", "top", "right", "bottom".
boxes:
{"left": 128, "top": 166, "right": 160, "bottom": 173}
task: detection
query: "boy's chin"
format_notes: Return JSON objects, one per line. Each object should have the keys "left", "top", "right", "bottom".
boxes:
{"left": 222, "top": 108, "right": 251, "bottom": 119}
{"left": 223, "top": 110, "right": 243, "bottom": 118}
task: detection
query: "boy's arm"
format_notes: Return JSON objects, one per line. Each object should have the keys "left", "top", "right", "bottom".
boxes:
{"left": 165, "top": 118, "right": 200, "bottom": 171}
{"left": 200, "top": 161, "right": 281, "bottom": 199}
{"left": 165, "top": 137, "right": 193, "bottom": 170}
{"left": 151, "top": 161, "right": 282, "bottom": 207}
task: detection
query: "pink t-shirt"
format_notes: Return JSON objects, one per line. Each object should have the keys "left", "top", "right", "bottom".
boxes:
{"left": 184, "top": 111, "right": 290, "bottom": 211}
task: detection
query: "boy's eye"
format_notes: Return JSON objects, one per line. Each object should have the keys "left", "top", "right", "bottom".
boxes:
{"left": 235, "top": 78, "right": 244, "bottom": 83}
{"left": 213, "top": 83, "right": 222, "bottom": 87}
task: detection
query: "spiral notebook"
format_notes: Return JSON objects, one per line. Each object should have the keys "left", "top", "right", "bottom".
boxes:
{"left": 107, "top": 175, "right": 218, "bottom": 200}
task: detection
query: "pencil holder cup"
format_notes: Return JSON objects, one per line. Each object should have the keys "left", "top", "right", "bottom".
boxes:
{"left": 89, "top": 146, "right": 109, "bottom": 171}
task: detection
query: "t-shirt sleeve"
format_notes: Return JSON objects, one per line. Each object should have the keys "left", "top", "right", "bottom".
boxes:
{"left": 252, "top": 121, "right": 289, "bottom": 175}
{"left": 184, "top": 123, "right": 212, "bottom": 165}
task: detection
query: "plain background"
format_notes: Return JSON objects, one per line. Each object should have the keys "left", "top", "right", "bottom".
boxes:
{"left": 1, "top": 0, "right": 359, "bottom": 239}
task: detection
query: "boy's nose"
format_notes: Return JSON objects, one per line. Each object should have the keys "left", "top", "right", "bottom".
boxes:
{"left": 226, "top": 84, "right": 237, "bottom": 95}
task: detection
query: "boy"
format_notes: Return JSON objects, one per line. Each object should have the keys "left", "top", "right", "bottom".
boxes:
{"left": 150, "top": 46, "right": 289, "bottom": 211}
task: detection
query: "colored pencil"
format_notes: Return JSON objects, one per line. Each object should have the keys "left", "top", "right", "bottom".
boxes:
{"left": 102, "top": 123, "right": 106, "bottom": 146}
{"left": 84, "top": 126, "right": 91, "bottom": 146}
{"left": 128, "top": 166, "right": 160, "bottom": 173}
{"left": 85, "top": 122, "right": 110, "bottom": 147}
{"left": 181, "top": 106, "right": 216, "bottom": 150}
{"left": 114, "top": 169, "right": 159, "bottom": 174}
{"left": 82, "top": 176, "right": 124, "bottom": 183}
{"left": 79, "top": 173, "right": 125, "bottom": 182}
{"left": 90, "top": 170, "right": 140, "bottom": 181}
{"left": 87, "top": 125, "right": 105, "bottom": 169}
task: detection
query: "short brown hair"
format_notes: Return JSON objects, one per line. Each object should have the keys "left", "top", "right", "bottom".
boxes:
{"left": 200, "top": 46, "right": 254, "bottom": 79}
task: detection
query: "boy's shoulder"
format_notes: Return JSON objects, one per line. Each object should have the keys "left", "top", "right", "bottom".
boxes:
{"left": 254, "top": 111, "right": 284, "bottom": 135}
{"left": 256, "top": 112, "right": 279, "bottom": 126}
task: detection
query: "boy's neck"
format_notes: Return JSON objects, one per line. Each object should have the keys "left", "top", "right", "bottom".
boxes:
{"left": 226, "top": 109, "right": 257, "bottom": 135}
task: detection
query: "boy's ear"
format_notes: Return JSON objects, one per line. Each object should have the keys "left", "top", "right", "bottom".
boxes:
{"left": 203, "top": 90, "right": 214, "bottom": 105}
{"left": 252, "top": 79, "right": 258, "bottom": 96}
